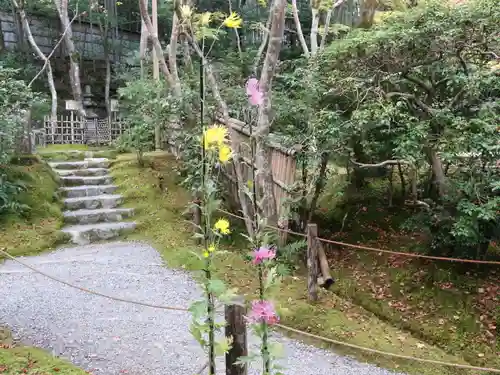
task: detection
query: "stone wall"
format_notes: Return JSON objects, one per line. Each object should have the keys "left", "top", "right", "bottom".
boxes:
{"left": 0, "top": 11, "right": 140, "bottom": 61}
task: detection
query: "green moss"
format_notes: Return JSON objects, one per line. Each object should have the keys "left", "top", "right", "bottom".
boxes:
{"left": 37, "top": 146, "right": 118, "bottom": 161}
{"left": 0, "top": 157, "right": 66, "bottom": 259}
{"left": 316, "top": 173, "right": 499, "bottom": 371}
{"left": 111, "top": 152, "right": 477, "bottom": 375}
{"left": 0, "top": 327, "right": 84, "bottom": 375}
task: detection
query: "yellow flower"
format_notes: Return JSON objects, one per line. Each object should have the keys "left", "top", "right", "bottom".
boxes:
{"left": 218, "top": 145, "right": 232, "bottom": 163}
{"left": 214, "top": 218, "right": 230, "bottom": 235}
{"left": 203, "top": 125, "right": 227, "bottom": 150}
{"left": 200, "top": 12, "right": 211, "bottom": 26}
{"left": 203, "top": 251, "right": 210, "bottom": 258}
{"left": 208, "top": 244, "right": 216, "bottom": 253}
{"left": 223, "top": 12, "right": 242, "bottom": 28}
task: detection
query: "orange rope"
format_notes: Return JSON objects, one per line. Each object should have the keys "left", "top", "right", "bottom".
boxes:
{"left": 215, "top": 208, "right": 500, "bottom": 265}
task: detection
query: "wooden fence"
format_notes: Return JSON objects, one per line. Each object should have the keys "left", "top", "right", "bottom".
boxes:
{"left": 216, "top": 116, "right": 300, "bottom": 242}
{"left": 42, "top": 115, "right": 128, "bottom": 145}
{"left": 165, "top": 116, "right": 300, "bottom": 241}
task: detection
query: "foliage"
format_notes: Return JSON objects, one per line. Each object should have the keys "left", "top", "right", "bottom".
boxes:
{"left": 312, "top": 0, "right": 500, "bottom": 259}
{"left": 117, "top": 79, "right": 179, "bottom": 165}
{"left": 0, "top": 66, "right": 37, "bottom": 165}
{"left": 0, "top": 157, "right": 65, "bottom": 259}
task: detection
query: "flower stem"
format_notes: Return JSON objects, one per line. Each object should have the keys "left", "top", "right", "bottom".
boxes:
{"left": 205, "top": 262, "right": 216, "bottom": 375}
{"left": 258, "top": 265, "right": 270, "bottom": 374}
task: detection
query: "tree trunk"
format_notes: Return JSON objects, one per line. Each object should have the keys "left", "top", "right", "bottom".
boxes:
{"left": 13, "top": 0, "right": 57, "bottom": 132}
{"left": 140, "top": 19, "right": 148, "bottom": 79}
{"left": 54, "top": 0, "right": 85, "bottom": 118}
{"left": 397, "top": 162, "right": 406, "bottom": 198}
{"left": 310, "top": 5, "right": 320, "bottom": 56}
{"left": 427, "top": 147, "right": 447, "bottom": 197}
{"left": 291, "top": 0, "right": 309, "bottom": 58}
{"left": 307, "top": 152, "right": 329, "bottom": 223}
{"left": 139, "top": 0, "right": 181, "bottom": 97}
{"left": 254, "top": 0, "right": 287, "bottom": 225}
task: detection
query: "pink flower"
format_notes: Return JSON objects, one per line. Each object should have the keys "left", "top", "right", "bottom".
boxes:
{"left": 252, "top": 246, "right": 276, "bottom": 265}
{"left": 247, "top": 300, "right": 279, "bottom": 325}
{"left": 246, "top": 78, "right": 263, "bottom": 106}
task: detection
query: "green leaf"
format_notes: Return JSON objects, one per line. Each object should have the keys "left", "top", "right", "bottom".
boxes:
{"left": 207, "top": 279, "right": 227, "bottom": 296}
{"left": 215, "top": 336, "right": 232, "bottom": 356}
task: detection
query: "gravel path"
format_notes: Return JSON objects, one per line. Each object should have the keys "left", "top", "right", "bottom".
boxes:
{"left": 0, "top": 241, "right": 405, "bottom": 375}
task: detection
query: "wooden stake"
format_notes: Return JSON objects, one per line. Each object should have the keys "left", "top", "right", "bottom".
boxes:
{"left": 317, "top": 242, "right": 334, "bottom": 289}
{"left": 307, "top": 223, "right": 319, "bottom": 301}
{"left": 225, "top": 298, "right": 248, "bottom": 375}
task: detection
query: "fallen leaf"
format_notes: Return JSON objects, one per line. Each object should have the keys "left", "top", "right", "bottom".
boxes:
{"left": 416, "top": 343, "right": 425, "bottom": 349}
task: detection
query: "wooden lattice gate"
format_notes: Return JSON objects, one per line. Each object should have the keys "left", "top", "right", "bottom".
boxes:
{"left": 43, "top": 115, "right": 128, "bottom": 145}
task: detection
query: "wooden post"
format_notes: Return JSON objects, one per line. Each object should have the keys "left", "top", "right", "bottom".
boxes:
{"left": 70, "top": 111, "right": 75, "bottom": 144}
{"left": 317, "top": 243, "right": 334, "bottom": 290}
{"left": 225, "top": 298, "right": 247, "bottom": 375}
{"left": 307, "top": 223, "right": 319, "bottom": 301}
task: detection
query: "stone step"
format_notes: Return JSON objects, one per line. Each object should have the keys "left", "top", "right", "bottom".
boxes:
{"left": 63, "top": 208, "right": 135, "bottom": 225}
{"left": 62, "top": 221, "right": 137, "bottom": 245}
{"left": 60, "top": 175, "right": 113, "bottom": 187}
{"left": 49, "top": 158, "right": 110, "bottom": 170}
{"left": 59, "top": 185, "right": 118, "bottom": 198}
{"left": 64, "top": 194, "right": 123, "bottom": 210}
{"left": 56, "top": 168, "right": 109, "bottom": 177}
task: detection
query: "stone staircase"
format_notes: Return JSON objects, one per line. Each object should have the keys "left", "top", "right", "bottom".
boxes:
{"left": 49, "top": 154, "right": 136, "bottom": 245}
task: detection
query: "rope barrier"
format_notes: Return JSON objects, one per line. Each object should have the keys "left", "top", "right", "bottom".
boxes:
{"left": 0, "top": 249, "right": 189, "bottom": 312}
{"left": 215, "top": 208, "right": 500, "bottom": 265}
{"left": 275, "top": 324, "right": 500, "bottom": 373}
{"left": 1, "top": 249, "right": 499, "bottom": 373}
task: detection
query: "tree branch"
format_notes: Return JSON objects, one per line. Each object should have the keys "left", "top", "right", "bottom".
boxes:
{"left": 139, "top": 0, "right": 181, "bottom": 95}
{"left": 402, "top": 72, "right": 433, "bottom": 96}
{"left": 385, "top": 91, "right": 435, "bottom": 114}
{"left": 253, "top": 0, "right": 274, "bottom": 74}
{"left": 351, "top": 159, "right": 410, "bottom": 168}
{"left": 319, "top": 0, "right": 344, "bottom": 52}
{"left": 28, "top": 12, "right": 80, "bottom": 87}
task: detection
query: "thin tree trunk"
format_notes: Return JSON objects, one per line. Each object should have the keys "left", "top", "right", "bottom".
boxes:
{"left": 140, "top": 19, "right": 148, "bottom": 79}
{"left": 254, "top": 0, "right": 287, "bottom": 224}
{"left": 388, "top": 165, "right": 394, "bottom": 207}
{"left": 182, "top": 37, "right": 192, "bottom": 71}
{"left": 307, "top": 152, "right": 329, "bottom": 224}
{"left": 139, "top": 0, "right": 181, "bottom": 97}
{"left": 397, "top": 162, "right": 406, "bottom": 198}
{"left": 168, "top": 14, "right": 180, "bottom": 93}
{"left": 310, "top": 3, "right": 320, "bottom": 56}
{"left": 319, "top": 0, "right": 344, "bottom": 52}
{"left": 253, "top": 3, "right": 274, "bottom": 74}
{"left": 427, "top": 148, "right": 447, "bottom": 197}
{"left": 54, "top": 0, "right": 85, "bottom": 118}
{"left": 13, "top": 0, "right": 57, "bottom": 131}
{"left": 291, "top": 0, "right": 309, "bottom": 57}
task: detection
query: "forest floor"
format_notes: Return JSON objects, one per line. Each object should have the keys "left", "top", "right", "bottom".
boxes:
{"left": 109, "top": 152, "right": 483, "bottom": 375}
{"left": 315, "top": 175, "right": 500, "bottom": 371}
{"left": 0, "top": 327, "right": 85, "bottom": 375}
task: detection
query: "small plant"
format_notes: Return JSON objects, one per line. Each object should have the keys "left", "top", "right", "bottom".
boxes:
{"left": 114, "top": 123, "right": 154, "bottom": 167}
